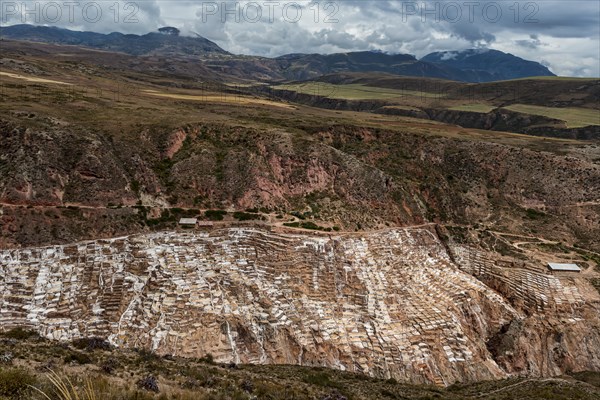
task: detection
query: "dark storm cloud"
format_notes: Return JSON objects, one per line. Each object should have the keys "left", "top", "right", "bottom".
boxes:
{"left": 515, "top": 34, "right": 543, "bottom": 50}
{"left": 0, "top": 1, "right": 598, "bottom": 76}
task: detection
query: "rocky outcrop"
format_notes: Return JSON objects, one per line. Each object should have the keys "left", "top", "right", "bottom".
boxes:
{"left": 1, "top": 227, "right": 599, "bottom": 385}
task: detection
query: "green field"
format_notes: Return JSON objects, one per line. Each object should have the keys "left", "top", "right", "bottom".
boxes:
{"left": 448, "top": 104, "right": 496, "bottom": 113}
{"left": 503, "top": 104, "right": 600, "bottom": 128}
{"left": 274, "top": 82, "right": 444, "bottom": 100}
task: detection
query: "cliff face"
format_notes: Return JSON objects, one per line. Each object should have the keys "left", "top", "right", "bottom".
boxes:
{"left": 1, "top": 227, "right": 599, "bottom": 385}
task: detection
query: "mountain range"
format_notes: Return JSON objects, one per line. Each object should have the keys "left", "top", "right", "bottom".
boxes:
{"left": 0, "top": 24, "right": 556, "bottom": 82}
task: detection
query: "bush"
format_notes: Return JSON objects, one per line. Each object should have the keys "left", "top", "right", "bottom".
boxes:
{"left": 525, "top": 208, "right": 546, "bottom": 220}
{"left": 205, "top": 210, "right": 227, "bottom": 221}
{"left": 0, "top": 327, "right": 38, "bottom": 341}
{"left": 240, "top": 379, "right": 254, "bottom": 393}
{"left": 135, "top": 348, "right": 162, "bottom": 364}
{"left": 63, "top": 351, "right": 92, "bottom": 365}
{"left": 199, "top": 353, "right": 214, "bottom": 364}
{"left": 100, "top": 358, "right": 119, "bottom": 374}
{"left": 0, "top": 368, "right": 36, "bottom": 399}
{"left": 72, "top": 337, "right": 111, "bottom": 351}
{"left": 137, "top": 375, "right": 159, "bottom": 393}
{"left": 233, "top": 212, "right": 262, "bottom": 221}
{"left": 291, "top": 211, "right": 306, "bottom": 220}
{"left": 321, "top": 391, "right": 348, "bottom": 400}
{"left": 302, "top": 372, "right": 343, "bottom": 389}
{"left": 300, "top": 221, "right": 321, "bottom": 230}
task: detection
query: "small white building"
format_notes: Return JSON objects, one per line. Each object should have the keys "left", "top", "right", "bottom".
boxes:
{"left": 178, "top": 218, "right": 198, "bottom": 226}
{"left": 547, "top": 263, "right": 581, "bottom": 273}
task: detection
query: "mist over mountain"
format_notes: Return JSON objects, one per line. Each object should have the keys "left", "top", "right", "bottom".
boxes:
{"left": 0, "top": 24, "right": 228, "bottom": 57}
{"left": 422, "top": 49, "right": 555, "bottom": 82}
{"left": 0, "top": 25, "right": 556, "bottom": 82}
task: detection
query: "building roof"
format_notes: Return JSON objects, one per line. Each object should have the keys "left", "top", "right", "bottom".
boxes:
{"left": 178, "top": 218, "right": 198, "bottom": 225}
{"left": 547, "top": 263, "right": 581, "bottom": 272}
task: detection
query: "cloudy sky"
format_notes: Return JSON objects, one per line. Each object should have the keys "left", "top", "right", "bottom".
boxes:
{"left": 1, "top": 1, "right": 599, "bottom": 76}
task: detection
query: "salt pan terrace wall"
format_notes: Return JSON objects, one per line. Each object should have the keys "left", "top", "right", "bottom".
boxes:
{"left": 451, "top": 246, "right": 586, "bottom": 313}
{"left": 450, "top": 244, "right": 600, "bottom": 377}
{"left": 0, "top": 227, "right": 578, "bottom": 385}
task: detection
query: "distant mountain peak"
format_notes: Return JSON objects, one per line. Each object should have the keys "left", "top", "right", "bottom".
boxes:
{"left": 0, "top": 24, "right": 228, "bottom": 57}
{"left": 421, "top": 48, "right": 555, "bottom": 82}
{"left": 0, "top": 24, "right": 558, "bottom": 82}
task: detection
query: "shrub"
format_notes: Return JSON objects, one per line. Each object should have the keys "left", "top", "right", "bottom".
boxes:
{"left": 72, "top": 337, "right": 111, "bottom": 352}
{"left": 205, "top": 210, "right": 227, "bottom": 221}
{"left": 525, "top": 208, "right": 546, "bottom": 220}
{"left": 100, "top": 358, "right": 119, "bottom": 374}
{"left": 1, "top": 327, "right": 38, "bottom": 340}
{"left": 64, "top": 351, "right": 92, "bottom": 365}
{"left": 137, "top": 375, "right": 159, "bottom": 393}
{"left": 321, "top": 391, "right": 348, "bottom": 400}
{"left": 300, "top": 221, "right": 321, "bottom": 230}
{"left": 0, "top": 368, "right": 36, "bottom": 399}
{"left": 0, "top": 352, "right": 14, "bottom": 364}
{"left": 233, "top": 212, "right": 261, "bottom": 221}
{"left": 291, "top": 211, "right": 306, "bottom": 220}
{"left": 135, "top": 348, "right": 162, "bottom": 364}
{"left": 199, "top": 353, "right": 214, "bottom": 364}
{"left": 240, "top": 379, "right": 254, "bottom": 393}
{"left": 302, "top": 372, "right": 343, "bottom": 389}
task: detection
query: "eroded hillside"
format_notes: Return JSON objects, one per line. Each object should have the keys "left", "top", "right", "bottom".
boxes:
{"left": 1, "top": 118, "right": 599, "bottom": 251}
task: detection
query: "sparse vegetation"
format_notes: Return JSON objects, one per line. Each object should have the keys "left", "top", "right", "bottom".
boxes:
{"left": 0, "top": 333, "right": 597, "bottom": 400}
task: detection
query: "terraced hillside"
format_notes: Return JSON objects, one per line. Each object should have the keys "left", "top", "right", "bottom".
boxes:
{"left": 1, "top": 227, "right": 600, "bottom": 386}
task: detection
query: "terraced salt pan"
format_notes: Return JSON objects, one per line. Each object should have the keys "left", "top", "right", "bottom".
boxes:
{"left": 0, "top": 227, "right": 587, "bottom": 384}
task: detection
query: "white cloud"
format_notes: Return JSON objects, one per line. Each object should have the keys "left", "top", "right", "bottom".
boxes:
{"left": 1, "top": 0, "right": 598, "bottom": 77}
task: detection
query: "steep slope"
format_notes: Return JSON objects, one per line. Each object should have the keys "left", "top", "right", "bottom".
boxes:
{"left": 2, "top": 226, "right": 599, "bottom": 386}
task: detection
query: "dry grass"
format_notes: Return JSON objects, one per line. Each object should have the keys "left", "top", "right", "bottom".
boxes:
{"left": 30, "top": 371, "right": 97, "bottom": 400}
{"left": 0, "top": 71, "right": 72, "bottom": 85}
{"left": 143, "top": 90, "right": 295, "bottom": 109}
